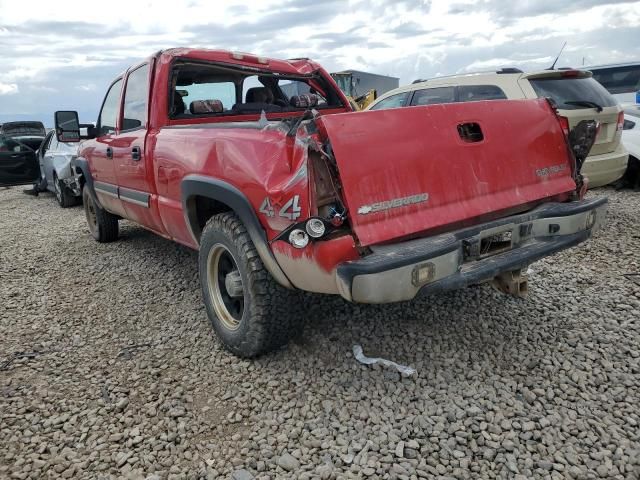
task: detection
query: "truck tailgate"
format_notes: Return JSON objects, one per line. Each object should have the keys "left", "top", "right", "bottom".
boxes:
{"left": 318, "top": 98, "right": 577, "bottom": 246}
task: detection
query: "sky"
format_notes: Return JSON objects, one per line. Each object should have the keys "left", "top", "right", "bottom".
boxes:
{"left": 1, "top": 0, "right": 639, "bottom": 125}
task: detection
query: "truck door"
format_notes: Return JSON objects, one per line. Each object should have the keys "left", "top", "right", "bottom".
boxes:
{"left": 0, "top": 134, "right": 41, "bottom": 187}
{"left": 92, "top": 78, "right": 127, "bottom": 217}
{"left": 111, "top": 63, "right": 165, "bottom": 234}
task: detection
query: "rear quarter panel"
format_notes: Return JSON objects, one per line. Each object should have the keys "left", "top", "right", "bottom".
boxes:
{"left": 151, "top": 124, "right": 313, "bottom": 245}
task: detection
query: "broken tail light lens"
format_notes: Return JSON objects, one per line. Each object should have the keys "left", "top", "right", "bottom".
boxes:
{"left": 558, "top": 116, "right": 570, "bottom": 137}
{"left": 617, "top": 111, "right": 625, "bottom": 131}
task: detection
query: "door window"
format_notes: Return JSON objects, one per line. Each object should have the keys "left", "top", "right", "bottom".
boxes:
{"left": 369, "top": 92, "right": 410, "bottom": 110}
{"left": 40, "top": 134, "right": 54, "bottom": 154}
{"left": 98, "top": 79, "right": 123, "bottom": 136}
{"left": 410, "top": 87, "right": 456, "bottom": 106}
{"left": 122, "top": 64, "right": 149, "bottom": 130}
{"left": 48, "top": 135, "right": 58, "bottom": 153}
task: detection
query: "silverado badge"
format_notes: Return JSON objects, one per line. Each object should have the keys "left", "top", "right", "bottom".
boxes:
{"left": 357, "top": 193, "right": 429, "bottom": 215}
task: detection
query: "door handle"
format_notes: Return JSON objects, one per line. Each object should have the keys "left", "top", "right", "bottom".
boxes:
{"left": 131, "top": 146, "right": 141, "bottom": 161}
{"left": 106, "top": 147, "right": 113, "bottom": 159}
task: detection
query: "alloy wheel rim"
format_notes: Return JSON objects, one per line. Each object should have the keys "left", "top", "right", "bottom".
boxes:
{"left": 84, "top": 195, "right": 98, "bottom": 234}
{"left": 207, "top": 244, "right": 244, "bottom": 330}
{"left": 54, "top": 180, "right": 62, "bottom": 202}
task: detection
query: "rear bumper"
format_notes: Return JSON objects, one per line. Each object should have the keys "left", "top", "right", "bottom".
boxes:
{"left": 582, "top": 147, "right": 628, "bottom": 188}
{"left": 336, "top": 198, "right": 607, "bottom": 303}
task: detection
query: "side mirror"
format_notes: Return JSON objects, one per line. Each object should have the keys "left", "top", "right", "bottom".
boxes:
{"left": 55, "top": 111, "right": 81, "bottom": 143}
{"left": 122, "top": 118, "right": 142, "bottom": 130}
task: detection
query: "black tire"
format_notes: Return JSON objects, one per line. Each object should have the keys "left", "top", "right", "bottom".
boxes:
{"left": 53, "top": 174, "right": 77, "bottom": 208}
{"left": 82, "top": 187, "right": 119, "bottom": 242}
{"left": 199, "top": 212, "right": 300, "bottom": 358}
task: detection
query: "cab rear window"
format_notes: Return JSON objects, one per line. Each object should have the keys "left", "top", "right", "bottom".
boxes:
{"left": 529, "top": 77, "right": 618, "bottom": 110}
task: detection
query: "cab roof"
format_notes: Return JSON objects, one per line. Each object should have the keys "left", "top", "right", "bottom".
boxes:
{"left": 158, "top": 48, "right": 323, "bottom": 76}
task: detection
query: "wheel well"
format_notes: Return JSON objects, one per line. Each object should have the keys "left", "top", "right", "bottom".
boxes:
{"left": 72, "top": 166, "right": 86, "bottom": 188}
{"left": 193, "top": 195, "right": 233, "bottom": 240}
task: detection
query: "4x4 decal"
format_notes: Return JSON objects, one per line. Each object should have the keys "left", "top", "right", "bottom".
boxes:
{"left": 260, "top": 195, "right": 301, "bottom": 220}
{"left": 259, "top": 197, "right": 275, "bottom": 217}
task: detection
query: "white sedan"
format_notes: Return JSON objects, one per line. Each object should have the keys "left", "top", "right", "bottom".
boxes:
{"left": 621, "top": 107, "right": 640, "bottom": 189}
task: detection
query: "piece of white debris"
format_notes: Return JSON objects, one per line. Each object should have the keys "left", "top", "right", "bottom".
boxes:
{"left": 353, "top": 344, "right": 416, "bottom": 377}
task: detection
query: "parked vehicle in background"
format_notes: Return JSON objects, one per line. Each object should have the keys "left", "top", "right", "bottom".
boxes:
{"left": 369, "top": 68, "right": 628, "bottom": 188}
{"left": 618, "top": 108, "right": 640, "bottom": 189}
{"left": 330, "top": 70, "right": 399, "bottom": 110}
{"left": 2, "top": 48, "right": 606, "bottom": 358}
{"left": 0, "top": 121, "right": 44, "bottom": 188}
{"left": 587, "top": 62, "right": 640, "bottom": 106}
{"left": 34, "top": 130, "right": 82, "bottom": 207}
{"left": 0, "top": 121, "right": 46, "bottom": 151}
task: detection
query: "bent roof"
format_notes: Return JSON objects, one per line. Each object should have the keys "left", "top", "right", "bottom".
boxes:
{"left": 159, "top": 48, "right": 322, "bottom": 76}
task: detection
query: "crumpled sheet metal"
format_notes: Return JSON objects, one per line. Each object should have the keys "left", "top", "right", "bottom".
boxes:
{"left": 353, "top": 344, "right": 416, "bottom": 377}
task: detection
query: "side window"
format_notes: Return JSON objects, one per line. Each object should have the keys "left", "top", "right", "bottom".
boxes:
{"left": 98, "top": 79, "right": 123, "bottom": 136}
{"left": 369, "top": 92, "right": 410, "bottom": 110}
{"left": 47, "top": 135, "right": 58, "bottom": 152}
{"left": 591, "top": 66, "right": 640, "bottom": 94}
{"left": 122, "top": 64, "right": 149, "bottom": 130}
{"left": 410, "top": 87, "right": 456, "bottom": 106}
{"left": 458, "top": 85, "right": 507, "bottom": 102}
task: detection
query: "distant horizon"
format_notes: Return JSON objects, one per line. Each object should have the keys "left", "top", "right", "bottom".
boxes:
{"left": 0, "top": 112, "right": 97, "bottom": 129}
{"left": 1, "top": 0, "right": 639, "bottom": 122}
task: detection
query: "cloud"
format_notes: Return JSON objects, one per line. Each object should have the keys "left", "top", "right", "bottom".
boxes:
{"left": 449, "top": 0, "right": 639, "bottom": 23}
{"left": 386, "top": 22, "right": 436, "bottom": 38}
{"left": 0, "top": 0, "right": 638, "bottom": 124}
{"left": 77, "top": 84, "right": 97, "bottom": 92}
{"left": 0, "top": 82, "right": 18, "bottom": 95}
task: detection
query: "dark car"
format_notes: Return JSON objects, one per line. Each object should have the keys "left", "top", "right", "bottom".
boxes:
{"left": 0, "top": 122, "right": 45, "bottom": 188}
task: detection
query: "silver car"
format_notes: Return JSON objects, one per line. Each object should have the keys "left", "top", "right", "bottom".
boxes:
{"left": 36, "top": 130, "right": 82, "bottom": 207}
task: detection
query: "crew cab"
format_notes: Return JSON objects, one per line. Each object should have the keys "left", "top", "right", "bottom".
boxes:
{"left": 9, "top": 48, "right": 604, "bottom": 357}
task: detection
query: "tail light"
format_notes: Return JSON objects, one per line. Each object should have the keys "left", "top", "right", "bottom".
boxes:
{"left": 558, "top": 116, "right": 570, "bottom": 136}
{"left": 617, "top": 111, "right": 624, "bottom": 131}
{"left": 561, "top": 70, "right": 581, "bottom": 78}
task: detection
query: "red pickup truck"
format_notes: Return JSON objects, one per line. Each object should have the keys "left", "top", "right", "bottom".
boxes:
{"left": 6, "top": 48, "right": 606, "bottom": 357}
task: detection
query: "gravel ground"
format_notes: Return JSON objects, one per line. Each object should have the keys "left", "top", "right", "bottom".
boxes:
{"left": 1, "top": 186, "right": 639, "bottom": 480}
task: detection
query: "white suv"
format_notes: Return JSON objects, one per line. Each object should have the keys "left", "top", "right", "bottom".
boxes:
{"left": 367, "top": 68, "right": 628, "bottom": 188}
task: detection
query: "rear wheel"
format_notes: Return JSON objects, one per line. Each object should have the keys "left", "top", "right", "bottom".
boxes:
{"left": 199, "top": 212, "right": 300, "bottom": 358}
{"left": 83, "top": 187, "right": 119, "bottom": 242}
{"left": 54, "top": 174, "right": 76, "bottom": 208}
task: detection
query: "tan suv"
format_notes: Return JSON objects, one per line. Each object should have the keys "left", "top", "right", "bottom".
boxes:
{"left": 367, "top": 68, "right": 628, "bottom": 187}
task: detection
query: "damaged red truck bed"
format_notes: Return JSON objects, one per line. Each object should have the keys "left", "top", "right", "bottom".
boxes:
{"left": 49, "top": 48, "right": 606, "bottom": 357}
